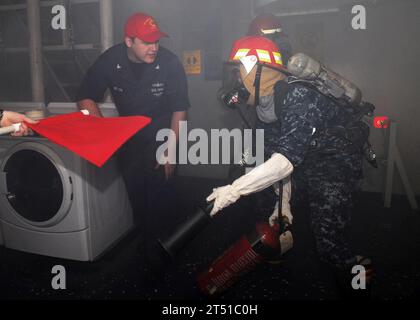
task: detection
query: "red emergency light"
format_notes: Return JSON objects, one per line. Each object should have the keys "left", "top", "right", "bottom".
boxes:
{"left": 373, "top": 116, "right": 389, "bottom": 129}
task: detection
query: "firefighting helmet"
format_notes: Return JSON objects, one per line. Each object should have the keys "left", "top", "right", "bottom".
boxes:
{"left": 228, "top": 35, "right": 287, "bottom": 72}
{"left": 247, "top": 13, "right": 284, "bottom": 36}
{"left": 219, "top": 36, "right": 287, "bottom": 110}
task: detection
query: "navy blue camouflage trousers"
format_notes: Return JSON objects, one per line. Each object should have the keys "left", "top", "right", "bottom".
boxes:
{"left": 301, "top": 171, "right": 359, "bottom": 270}
{"left": 254, "top": 170, "right": 359, "bottom": 271}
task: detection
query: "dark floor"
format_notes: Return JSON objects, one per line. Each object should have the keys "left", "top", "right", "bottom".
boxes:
{"left": 1, "top": 176, "right": 420, "bottom": 301}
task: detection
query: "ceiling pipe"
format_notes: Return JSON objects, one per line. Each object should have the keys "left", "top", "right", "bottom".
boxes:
{"left": 99, "top": 0, "right": 114, "bottom": 52}
{"left": 276, "top": 8, "right": 340, "bottom": 17}
{"left": 252, "top": 0, "right": 343, "bottom": 17}
{"left": 27, "top": 0, "right": 46, "bottom": 105}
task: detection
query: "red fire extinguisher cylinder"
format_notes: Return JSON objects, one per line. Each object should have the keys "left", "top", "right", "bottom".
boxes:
{"left": 197, "top": 222, "right": 293, "bottom": 296}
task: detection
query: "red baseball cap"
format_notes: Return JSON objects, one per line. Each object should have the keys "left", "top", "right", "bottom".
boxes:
{"left": 124, "top": 12, "right": 168, "bottom": 43}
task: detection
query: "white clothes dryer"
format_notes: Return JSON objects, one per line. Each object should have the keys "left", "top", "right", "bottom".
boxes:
{"left": 0, "top": 135, "right": 133, "bottom": 261}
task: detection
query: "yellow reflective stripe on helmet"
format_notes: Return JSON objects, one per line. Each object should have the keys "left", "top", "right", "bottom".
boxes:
{"left": 233, "top": 49, "right": 250, "bottom": 60}
{"left": 273, "top": 52, "right": 283, "bottom": 65}
{"left": 256, "top": 49, "right": 271, "bottom": 63}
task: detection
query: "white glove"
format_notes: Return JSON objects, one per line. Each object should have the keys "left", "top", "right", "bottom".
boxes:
{"left": 269, "top": 176, "right": 293, "bottom": 226}
{"left": 206, "top": 185, "right": 241, "bottom": 216}
{"left": 207, "top": 153, "right": 293, "bottom": 216}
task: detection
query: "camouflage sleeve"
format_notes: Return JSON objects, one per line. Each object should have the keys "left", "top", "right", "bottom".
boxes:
{"left": 272, "top": 84, "right": 335, "bottom": 167}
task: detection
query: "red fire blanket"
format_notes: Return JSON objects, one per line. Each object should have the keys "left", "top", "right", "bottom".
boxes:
{"left": 26, "top": 111, "right": 151, "bottom": 167}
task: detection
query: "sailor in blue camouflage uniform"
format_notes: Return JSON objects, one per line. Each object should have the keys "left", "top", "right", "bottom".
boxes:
{"left": 210, "top": 35, "right": 372, "bottom": 298}
{"left": 261, "top": 80, "right": 365, "bottom": 271}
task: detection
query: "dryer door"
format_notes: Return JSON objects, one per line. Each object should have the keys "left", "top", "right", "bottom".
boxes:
{"left": 0, "top": 142, "right": 73, "bottom": 227}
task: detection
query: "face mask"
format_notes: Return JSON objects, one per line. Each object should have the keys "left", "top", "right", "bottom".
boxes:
{"left": 220, "top": 85, "right": 250, "bottom": 109}
{"left": 219, "top": 63, "right": 251, "bottom": 109}
{"left": 256, "top": 95, "right": 278, "bottom": 123}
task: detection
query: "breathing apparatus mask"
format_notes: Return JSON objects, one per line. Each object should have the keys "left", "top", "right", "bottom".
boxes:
{"left": 219, "top": 61, "right": 288, "bottom": 125}
{"left": 219, "top": 61, "right": 277, "bottom": 109}
{"left": 218, "top": 62, "right": 251, "bottom": 109}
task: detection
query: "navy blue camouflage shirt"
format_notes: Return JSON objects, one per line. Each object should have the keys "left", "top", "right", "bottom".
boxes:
{"left": 259, "top": 81, "right": 367, "bottom": 182}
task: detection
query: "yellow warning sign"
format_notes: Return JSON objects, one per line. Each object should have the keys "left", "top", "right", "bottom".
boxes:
{"left": 183, "top": 50, "right": 201, "bottom": 75}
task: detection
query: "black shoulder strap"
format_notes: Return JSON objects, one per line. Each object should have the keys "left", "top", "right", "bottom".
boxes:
{"left": 253, "top": 64, "right": 263, "bottom": 106}
{"left": 274, "top": 80, "right": 290, "bottom": 120}
{"left": 273, "top": 80, "right": 289, "bottom": 219}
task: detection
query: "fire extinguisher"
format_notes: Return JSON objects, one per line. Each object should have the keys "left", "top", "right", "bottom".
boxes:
{"left": 196, "top": 221, "right": 293, "bottom": 296}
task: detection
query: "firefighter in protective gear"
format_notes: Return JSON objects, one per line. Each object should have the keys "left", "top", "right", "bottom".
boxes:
{"left": 247, "top": 13, "right": 293, "bottom": 65}
{"left": 208, "top": 35, "right": 372, "bottom": 299}
{"left": 209, "top": 36, "right": 294, "bottom": 226}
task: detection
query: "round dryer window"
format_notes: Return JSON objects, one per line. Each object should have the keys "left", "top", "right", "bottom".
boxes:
{"left": 1, "top": 142, "right": 73, "bottom": 227}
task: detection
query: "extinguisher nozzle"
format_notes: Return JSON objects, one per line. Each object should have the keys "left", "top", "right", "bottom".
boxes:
{"left": 157, "top": 203, "right": 213, "bottom": 259}
{"left": 157, "top": 238, "right": 176, "bottom": 261}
